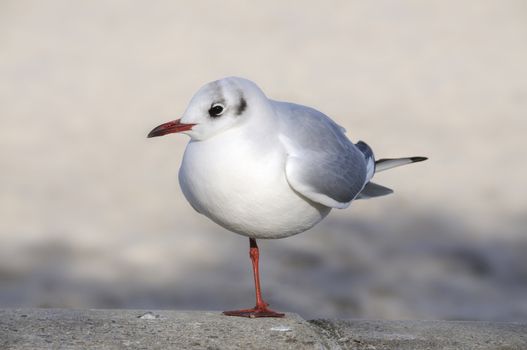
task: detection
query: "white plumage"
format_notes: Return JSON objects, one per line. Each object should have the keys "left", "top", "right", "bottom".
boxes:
{"left": 173, "top": 77, "right": 373, "bottom": 239}
{"left": 148, "top": 76, "right": 426, "bottom": 318}
{"left": 148, "top": 76, "right": 426, "bottom": 238}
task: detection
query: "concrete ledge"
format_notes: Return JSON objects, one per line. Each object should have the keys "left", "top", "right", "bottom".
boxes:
{"left": 311, "top": 319, "right": 527, "bottom": 350}
{"left": 0, "top": 309, "right": 325, "bottom": 349}
{"left": 1, "top": 309, "right": 526, "bottom": 349}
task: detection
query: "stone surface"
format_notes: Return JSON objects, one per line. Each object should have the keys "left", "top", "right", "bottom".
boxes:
{"left": 311, "top": 319, "right": 527, "bottom": 350}
{"left": 0, "top": 309, "right": 327, "bottom": 349}
{"left": 1, "top": 309, "right": 526, "bottom": 349}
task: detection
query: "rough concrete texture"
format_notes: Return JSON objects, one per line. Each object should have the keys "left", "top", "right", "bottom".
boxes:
{"left": 311, "top": 319, "right": 527, "bottom": 350}
{"left": 0, "top": 309, "right": 327, "bottom": 349}
{"left": 1, "top": 309, "right": 526, "bottom": 350}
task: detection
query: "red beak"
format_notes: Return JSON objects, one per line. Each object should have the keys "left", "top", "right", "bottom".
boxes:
{"left": 147, "top": 119, "right": 196, "bottom": 138}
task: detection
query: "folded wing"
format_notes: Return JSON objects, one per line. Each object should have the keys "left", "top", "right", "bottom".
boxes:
{"left": 275, "top": 101, "right": 368, "bottom": 209}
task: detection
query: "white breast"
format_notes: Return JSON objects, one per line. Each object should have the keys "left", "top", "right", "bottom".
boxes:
{"left": 178, "top": 130, "right": 331, "bottom": 239}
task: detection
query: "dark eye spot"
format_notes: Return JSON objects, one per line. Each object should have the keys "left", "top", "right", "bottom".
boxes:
{"left": 236, "top": 96, "right": 247, "bottom": 116}
{"left": 208, "top": 103, "right": 225, "bottom": 118}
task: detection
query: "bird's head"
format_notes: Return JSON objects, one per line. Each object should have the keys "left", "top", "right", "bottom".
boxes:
{"left": 148, "top": 77, "right": 268, "bottom": 141}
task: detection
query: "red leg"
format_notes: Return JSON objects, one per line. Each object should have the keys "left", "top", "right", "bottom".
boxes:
{"left": 223, "top": 238, "right": 285, "bottom": 318}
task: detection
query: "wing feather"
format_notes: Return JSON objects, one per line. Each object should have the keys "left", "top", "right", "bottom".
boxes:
{"left": 274, "top": 101, "right": 368, "bottom": 208}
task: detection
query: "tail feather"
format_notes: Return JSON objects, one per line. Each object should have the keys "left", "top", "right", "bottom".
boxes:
{"left": 375, "top": 156, "right": 427, "bottom": 173}
{"left": 355, "top": 141, "right": 427, "bottom": 200}
{"left": 356, "top": 182, "right": 393, "bottom": 199}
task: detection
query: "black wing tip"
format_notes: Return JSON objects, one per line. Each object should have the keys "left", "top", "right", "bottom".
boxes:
{"left": 410, "top": 156, "right": 428, "bottom": 163}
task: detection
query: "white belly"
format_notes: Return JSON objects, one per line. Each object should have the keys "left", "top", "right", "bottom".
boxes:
{"left": 178, "top": 135, "right": 330, "bottom": 239}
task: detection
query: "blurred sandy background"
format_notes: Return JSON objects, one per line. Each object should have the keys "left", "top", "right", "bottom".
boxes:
{"left": 1, "top": 0, "right": 526, "bottom": 320}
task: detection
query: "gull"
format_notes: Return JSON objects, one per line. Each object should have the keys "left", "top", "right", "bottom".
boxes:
{"left": 148, "top": 77, "right": 426, "bottom": 318}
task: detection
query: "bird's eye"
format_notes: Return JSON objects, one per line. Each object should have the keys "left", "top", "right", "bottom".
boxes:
{"left": 209, "top": 103, "right": 225, "bottom": 117}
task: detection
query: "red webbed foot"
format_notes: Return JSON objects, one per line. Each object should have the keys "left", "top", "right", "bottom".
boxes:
{"left": 223, "top": 305, "right": 285, "bottom": 318}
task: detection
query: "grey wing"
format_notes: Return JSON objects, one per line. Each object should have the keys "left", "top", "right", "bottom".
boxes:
{"left": 275, "top": 101, "right": 368, "bottom": 209}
